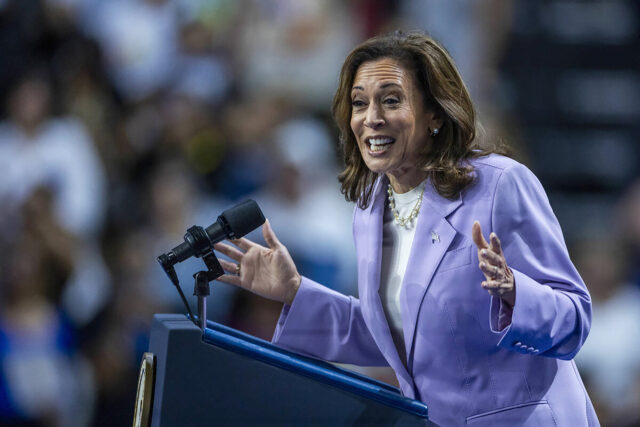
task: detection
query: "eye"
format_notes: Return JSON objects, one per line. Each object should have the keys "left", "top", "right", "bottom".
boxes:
{"left": 351, "top": 100, "right": 366, "bottom": 108}
{"left": 383, "top": 97, "right": 400, "bottom": 105}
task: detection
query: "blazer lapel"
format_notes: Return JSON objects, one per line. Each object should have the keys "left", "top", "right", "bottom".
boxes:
{"left": 359, "top": 176, "right": 413, "bottom": 386}
{"left": 400, "top": 181, "right": 463, "bottom": 369}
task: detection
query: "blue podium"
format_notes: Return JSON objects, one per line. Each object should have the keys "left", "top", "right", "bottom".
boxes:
{"left": 145, "top": 314, "right": 434, "bottom": 426}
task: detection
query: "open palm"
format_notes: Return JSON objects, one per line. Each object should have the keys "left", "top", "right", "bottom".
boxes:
{"left": 214, "top": 220, "right": 301, "bottom": 305}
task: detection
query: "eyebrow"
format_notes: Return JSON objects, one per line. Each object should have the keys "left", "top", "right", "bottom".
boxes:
{"left": 351, "top": 82, "right": 403, "bottom": 92}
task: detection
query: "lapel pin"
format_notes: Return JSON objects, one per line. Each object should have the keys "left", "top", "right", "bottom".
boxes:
{"left": 431, "top": 230, "right": 440, "bottom": 244}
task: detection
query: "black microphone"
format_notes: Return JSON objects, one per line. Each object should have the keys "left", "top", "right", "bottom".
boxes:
{"left": 157, "top": 199, "right": 265, "bottom": 270}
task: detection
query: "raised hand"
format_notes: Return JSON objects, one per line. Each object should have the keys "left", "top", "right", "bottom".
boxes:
{"left": 214, "top": 219, "right": 301, "bottom": 305}
{"left": 472, "top": 221, "right": 515, "bottom": 307}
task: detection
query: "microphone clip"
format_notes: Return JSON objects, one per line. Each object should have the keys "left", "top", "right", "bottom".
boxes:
{"left": 158, "top": 226, "right": 225, "bottom": 330}
{"left": 192, "top": 249, "right": 224, "bottom": 330}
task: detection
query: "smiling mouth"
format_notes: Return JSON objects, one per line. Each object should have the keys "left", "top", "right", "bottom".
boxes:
{"left": 367, "top": 136, "right": 395, "bottom": 153}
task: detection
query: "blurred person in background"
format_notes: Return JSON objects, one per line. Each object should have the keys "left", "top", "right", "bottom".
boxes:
{"left": 398, "top": 0, "right": 512, "bottom": 114}
{"left": 143, "top": 158, "right": 237, "bottom": 321}
{"left": 0, "top": 69, "right": 105, "bottom": 236}
{"left": 78, "top": 0, "right": 179, "bottom": 102}
{"left": 0, "top": 188, "right": 94, "bottom": 427}
{"left": 213, "top": 32, "right": 597, "bottom": 426}
{"left": 236, "top": 0, "right": 359, "bottom": 109}
{"left": 0, "top": 69, "right": 111, "bottom": 328}
{"left": 617, "top": 179, "right": 640, "bottom": 291}
{"left": 250, "top": 116, "right": 357, "bottom": 296}
{"left": 217, "top": 95, "right": 292, "bottom": 200}
{"left": 570, "top": 177, "right": 640, "bottom": 427}
{"left": 574, "top": 237, "right": 640, "bottom": 427}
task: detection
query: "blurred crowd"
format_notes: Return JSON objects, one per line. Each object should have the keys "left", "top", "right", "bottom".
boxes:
{"left": 0, "top": 0, "right": 638, "bottom": 426}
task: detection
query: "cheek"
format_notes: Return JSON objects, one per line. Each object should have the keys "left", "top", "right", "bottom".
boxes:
{"left": 350, "top": 116, "right": 359, "bottom": 138}
{"left": 349, "top": 117, "right": 366, "bottom": 155}
{"left": 402, "top": 115, "right": 423, "bottom": 145}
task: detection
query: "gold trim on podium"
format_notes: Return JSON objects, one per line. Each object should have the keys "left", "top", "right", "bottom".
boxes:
{"left": 133, "top": 352, "right": 155, "bottom": 427}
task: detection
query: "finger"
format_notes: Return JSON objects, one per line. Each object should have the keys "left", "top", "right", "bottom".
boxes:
{"left": 479, "top": 261, "right": 502, "bottom": 280}
{"left": 479, "top": 249, "right": 504, "bottom": 268}
{"left": 214, "top": 242, "right": 244, "bottom": 262}
{"left": 472, "top": 221, "right": 490, "bottom": 250}
{"left": 479, "top": 261, "right": 493, "bottom": 279}
{"left": 219, "top": 258, "right": 239, "bottom": 274}
{"left": 481, "top": 279, "right": 503, "bottom": 290}
{"left": 231, "top": 237, "right": 256, "bottom": 252}
{"left": 490, "top": 232, "right": 503, "bottom": 255}
{"left": 262, "top": 219, "right": 281, "bottom": 249}
{"left": 215, "top": 274, "right": 242, "bottom": 287}
{"left": 482, "top": 279, "right": 513, "bottom": 293}
{"left": 482, "top": 280, "right": 508, "bottom": 296}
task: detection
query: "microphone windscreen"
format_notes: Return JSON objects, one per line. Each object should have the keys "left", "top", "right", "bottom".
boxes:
{"left": 220, "top": 199, "right": 265, "bottom": 238}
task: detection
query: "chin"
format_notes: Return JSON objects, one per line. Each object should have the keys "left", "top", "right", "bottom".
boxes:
{"left": 359, "top": 148, "right": 390, "bottom": 174}
{"left": 362, "top": 158, "right": 391, "bottom": 175}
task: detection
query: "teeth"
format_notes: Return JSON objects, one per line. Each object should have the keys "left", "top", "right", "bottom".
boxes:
{"left": 370, "top": 144, "right": 389, "bottom": 152}
{"left": 369, "top": 137, "right": 394, "bottom": 146}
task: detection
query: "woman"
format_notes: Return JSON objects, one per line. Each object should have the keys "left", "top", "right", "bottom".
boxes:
{"left": 214, "top": 32, "right": 598, "bottom": 426}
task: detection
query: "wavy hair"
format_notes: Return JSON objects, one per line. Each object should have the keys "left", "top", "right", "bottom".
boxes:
{"left": 332, "top": 31, "right": 507, "bottom": 209}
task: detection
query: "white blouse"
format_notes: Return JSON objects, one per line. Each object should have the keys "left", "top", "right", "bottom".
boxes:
{"left": 379, "top": 180, "right": 426, "bottom": 366}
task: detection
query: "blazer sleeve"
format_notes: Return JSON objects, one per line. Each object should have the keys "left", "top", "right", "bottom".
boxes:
{"left": 488, "top": 162, "right": 592, "bottom": 360}
{"left": 271, "top": 276, "right": 388, "bottom": 366}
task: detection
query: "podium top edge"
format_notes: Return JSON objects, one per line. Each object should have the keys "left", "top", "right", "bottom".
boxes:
{"left": 150, "top": 313, "right": 428, "bottom": 418}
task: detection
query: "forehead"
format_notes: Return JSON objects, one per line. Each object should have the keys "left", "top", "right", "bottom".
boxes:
{"left": 352, "top": 58, "right": 411, "bottom": 90}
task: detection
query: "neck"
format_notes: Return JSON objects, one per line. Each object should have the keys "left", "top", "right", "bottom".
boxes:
{"left": 387, "top": 170, "right": 428, "bottom": 194}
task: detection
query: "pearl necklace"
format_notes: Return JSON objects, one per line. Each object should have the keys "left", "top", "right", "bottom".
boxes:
{"left": 387, "top": 182, "right": 425, "bottom": 228}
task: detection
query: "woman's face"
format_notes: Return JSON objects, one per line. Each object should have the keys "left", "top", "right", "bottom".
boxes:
{"left": 350, "top": 57, "right": 440, "bottom": 191}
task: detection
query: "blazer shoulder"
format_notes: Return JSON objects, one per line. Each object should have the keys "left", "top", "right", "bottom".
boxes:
{"left": 462, "top": 155, "right": 543, "bottom": 204}
{"left": 471, "top": 153, "right": 523, "bottom": 172}
{"left": 470, "top": 154, "right": 540, "bottom": 184}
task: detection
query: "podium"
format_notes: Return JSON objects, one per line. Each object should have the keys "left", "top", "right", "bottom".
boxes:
{"left": 143, "top": 314, "right": 434, "bottom": 426}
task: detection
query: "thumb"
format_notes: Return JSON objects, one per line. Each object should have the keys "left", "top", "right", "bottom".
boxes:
{"left": 472, "top": 221, "right": 490, "bottom": 250}
{"left": 262, "top": 219, "right": 281, "bottom": 249}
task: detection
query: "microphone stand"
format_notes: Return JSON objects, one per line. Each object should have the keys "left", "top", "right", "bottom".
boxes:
{"left": 192, "top": 251, "right": 224, "bottom": 330}
{"left": 159, "top": 225, "right": 224, "bottom": 330}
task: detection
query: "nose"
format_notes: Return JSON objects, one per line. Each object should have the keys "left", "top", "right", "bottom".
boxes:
{"left": 364, "top": 104, "right": 385, "bottom": 129}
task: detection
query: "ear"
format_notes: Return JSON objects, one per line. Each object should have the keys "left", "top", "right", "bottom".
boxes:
{"left": 425, "top": 109, "right": 444, "bottom": 133}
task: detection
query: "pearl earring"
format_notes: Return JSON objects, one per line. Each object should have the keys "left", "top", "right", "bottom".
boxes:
{"left": 430, "top": 128, "right": 439, "bottom": 137}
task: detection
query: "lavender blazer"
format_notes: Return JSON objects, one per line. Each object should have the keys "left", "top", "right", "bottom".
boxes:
{"left": 272, "top": 155, "right": 599, "bottom": 426}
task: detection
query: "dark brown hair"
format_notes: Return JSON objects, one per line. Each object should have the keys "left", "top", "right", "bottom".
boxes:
{"left": 332, "top": 31, "right": 507, "bottom": 208}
